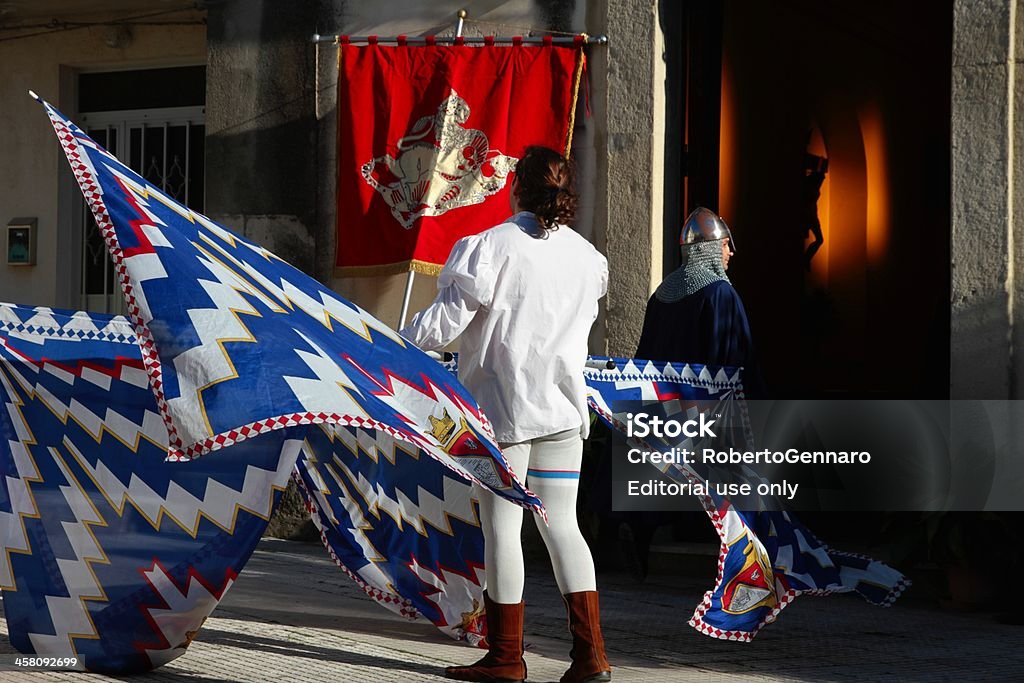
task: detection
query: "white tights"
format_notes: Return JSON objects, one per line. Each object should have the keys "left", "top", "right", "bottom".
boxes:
{"left": 477, "top": 428, "right": 597, "bottom": 604}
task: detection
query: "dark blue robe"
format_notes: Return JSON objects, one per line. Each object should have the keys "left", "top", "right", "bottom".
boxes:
{"left": 636, "top": 280, "right": 765, "bottom": 397}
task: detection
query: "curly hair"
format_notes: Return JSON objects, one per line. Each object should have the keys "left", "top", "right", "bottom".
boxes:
{"left": 512, "top": 146, "right": 578, "bottom": 231}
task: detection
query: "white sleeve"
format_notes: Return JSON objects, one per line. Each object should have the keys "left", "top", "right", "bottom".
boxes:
{"left": 597, "top": 251, "right": 609, "bottom": 298}
{"left": 399, "top": 234, "right": 494, "bottom": 352}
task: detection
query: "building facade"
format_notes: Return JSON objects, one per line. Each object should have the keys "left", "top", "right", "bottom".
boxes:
{"left": 0, "top": 0, "right": 1018, "bottom": 401}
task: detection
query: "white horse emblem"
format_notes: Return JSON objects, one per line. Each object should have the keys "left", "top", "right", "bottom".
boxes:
{"left": 361, "top": 90, "right": 518, "bottom": 229}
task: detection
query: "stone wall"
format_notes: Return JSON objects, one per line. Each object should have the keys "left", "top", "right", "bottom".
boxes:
{"left": 951, "top": 0, "right": 1024, "bottom": 399}
{"left": 204, "top": 0, "right": 325, "bottom": 273}
{"left": 598, "top": 0, "right": 663, "bottom": 355}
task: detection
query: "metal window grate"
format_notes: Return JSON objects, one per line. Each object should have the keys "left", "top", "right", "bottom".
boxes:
{"left": 79, "top": 106, "right": 204, "bottom": 313}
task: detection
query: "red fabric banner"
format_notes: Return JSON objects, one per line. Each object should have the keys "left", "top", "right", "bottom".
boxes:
{"left": 335, "top": 44, "right": 581, "bottom": 276}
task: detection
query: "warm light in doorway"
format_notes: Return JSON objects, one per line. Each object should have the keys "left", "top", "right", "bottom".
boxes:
{"left": 859, "top": 104, "right": 890, "bottom": 266}
{"left": 718, "top": 56, "right": 736, "bottom": 222}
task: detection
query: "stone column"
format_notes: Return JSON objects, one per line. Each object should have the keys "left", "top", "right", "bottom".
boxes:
{"left": 595, "top": 0, "right": 663, "bottom": 356}
{"left": 950, "top": 0, "right": 1024, "bottom": 398}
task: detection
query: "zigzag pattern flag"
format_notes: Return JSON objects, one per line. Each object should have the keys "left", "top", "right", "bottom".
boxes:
{"left": 294, "top": 425, "right": 491, "bottom": 644}
{"left": 31, "top": 94, "right": 537, "bottom": 488}
{"left": 0, "top": 303, "right": 302, "bottom": 673}
{"left": 582, "top": 356, "right": 909, "bottom": 641}
{"left": 0, "top": 95, "right": 539, "bottom": 672}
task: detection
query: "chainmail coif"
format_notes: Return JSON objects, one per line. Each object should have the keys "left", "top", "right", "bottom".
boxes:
{"left": 654, "top": 241, "right": 730, "bottom": 303}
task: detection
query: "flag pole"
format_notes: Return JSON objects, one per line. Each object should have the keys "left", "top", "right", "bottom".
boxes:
{"left": 396, "top": 10, "right": 468, "bottom": 331}
{"left": 310, "top": 9, "right": 609, "bottom": 47}
{"left": 398, "top": 268, "right": 416, "bottom": 329}
{"left": 456, "top": 8, "right": 467, "bottom": 38}
{"left": 312, "top": 34, "right": 608, "bottom": 45}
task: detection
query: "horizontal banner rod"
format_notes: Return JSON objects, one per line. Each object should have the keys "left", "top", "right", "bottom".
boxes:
{"left": 311, "top": 33, "right": 608, "bottom": 45}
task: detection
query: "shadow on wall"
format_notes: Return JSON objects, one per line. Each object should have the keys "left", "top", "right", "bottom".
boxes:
{"left": 203, "top": 0, "right": 326, "bottom": 276}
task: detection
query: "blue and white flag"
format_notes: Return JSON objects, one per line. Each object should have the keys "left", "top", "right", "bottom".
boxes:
{"left": 582, "top": 356, "right": 909, "bottom": 641}
{"left": 0, "top": 303, "right": 302, "bottom": 672}
{"left": 0, "top": 95, "right": 540, "bottom": 672}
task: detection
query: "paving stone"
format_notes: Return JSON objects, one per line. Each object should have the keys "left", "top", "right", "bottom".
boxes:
{"left": 1, "top": 538, "right": 1022, "bottom": 681}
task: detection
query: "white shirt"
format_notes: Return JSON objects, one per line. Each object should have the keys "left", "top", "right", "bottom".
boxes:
{"left": 401, "top": 212, "right": 608, "bottom": 443}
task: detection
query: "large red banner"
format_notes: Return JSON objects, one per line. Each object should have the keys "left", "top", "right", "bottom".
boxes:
{"left": 336, "top": 42, "right": 582, "bottom": 276}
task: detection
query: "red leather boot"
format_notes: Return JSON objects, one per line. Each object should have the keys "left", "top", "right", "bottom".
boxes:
{"left": 445, "top": 592, "right": 527, "bottom": 682}
{"left": 561, "top": 591, "right": 611, "bottom": 683}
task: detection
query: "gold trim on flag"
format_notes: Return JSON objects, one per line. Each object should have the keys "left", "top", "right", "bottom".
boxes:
{"left": 334, "top": 259, "right": 444, "bottom": 278}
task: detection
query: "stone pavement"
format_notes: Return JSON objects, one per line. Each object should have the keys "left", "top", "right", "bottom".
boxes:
{"left": 3, "top": 538, "right": 1024, "bottom": 682}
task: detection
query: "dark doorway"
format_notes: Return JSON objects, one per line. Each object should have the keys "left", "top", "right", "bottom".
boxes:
{"left": 713, "top": 0, "right": 953, "bottom": 399}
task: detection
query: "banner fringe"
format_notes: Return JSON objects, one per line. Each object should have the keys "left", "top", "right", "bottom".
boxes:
{"left": 564, "top": 45, "right": 586, "bottom": 159}
{"left": 334, "top": 259, "right": 444, "bottom": 278}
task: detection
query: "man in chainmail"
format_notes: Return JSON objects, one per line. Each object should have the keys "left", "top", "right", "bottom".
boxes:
{"left": 655, "top": 239, "right": 731, "bottom": 298}
{"left": 636, "top": 207, "right": 759, "bottom": 379}
{"left": 608, "top": 207, "right": 762, "bottom": 580}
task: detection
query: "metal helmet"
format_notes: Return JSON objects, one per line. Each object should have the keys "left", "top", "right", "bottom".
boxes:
{"left": 680, "top": 207, "right": 735, "bottom": 252}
